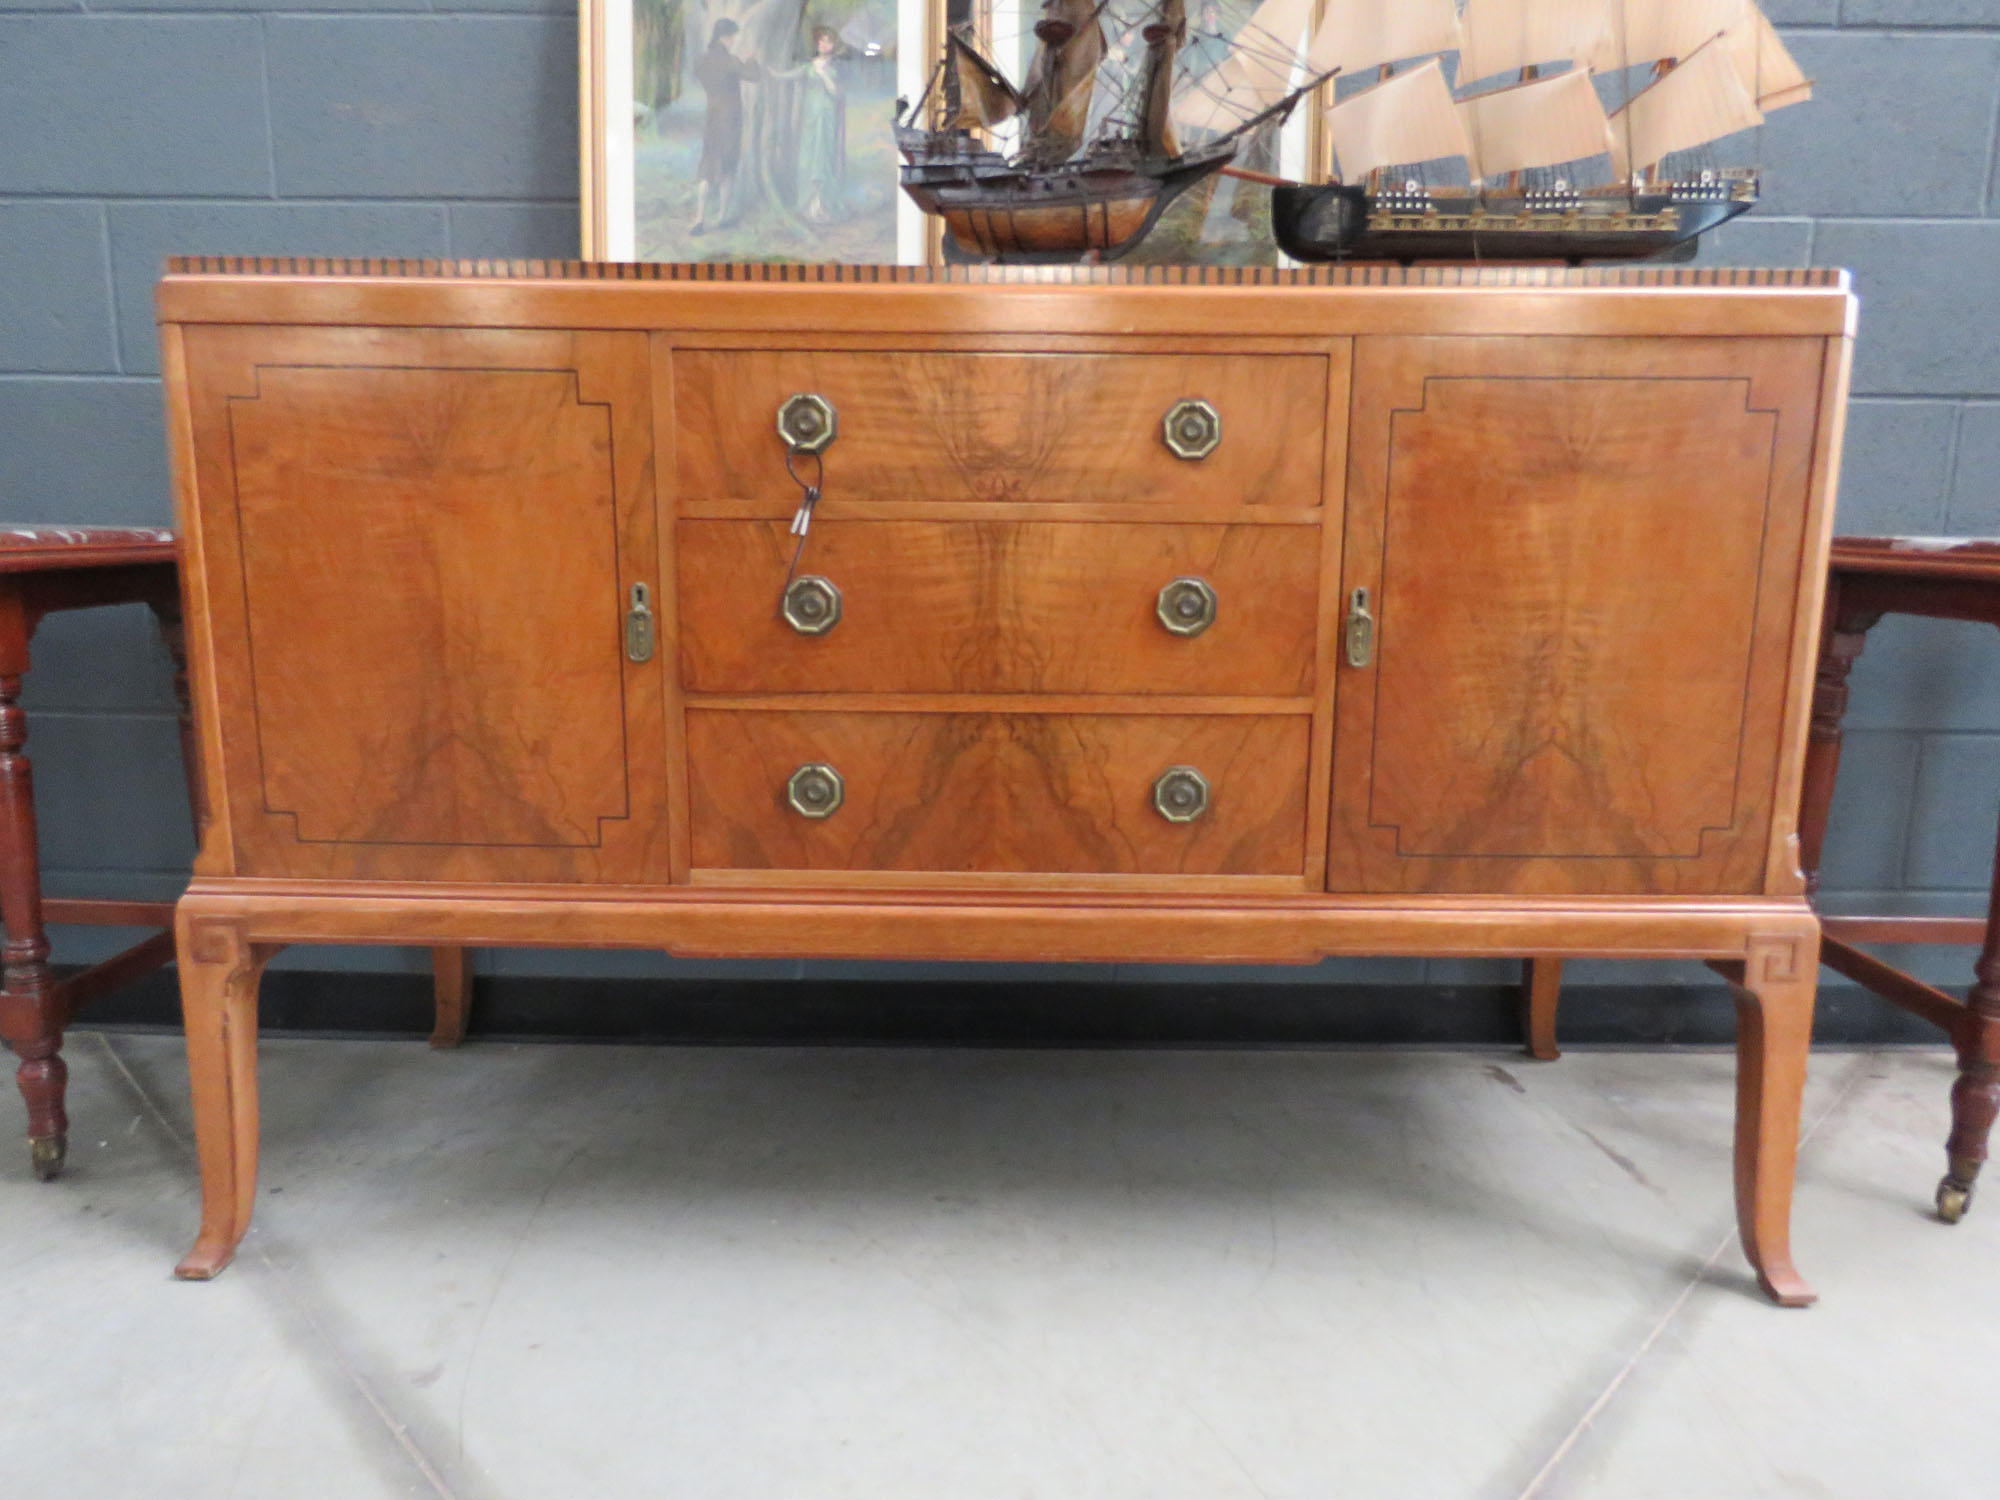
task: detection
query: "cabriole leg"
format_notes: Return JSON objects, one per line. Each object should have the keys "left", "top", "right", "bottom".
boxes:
{"left": 174, "top": 915, "right": 275, "bottom": 1280}
{"left": 1713, "top": 933, "right": 1819, "bottom": 1307}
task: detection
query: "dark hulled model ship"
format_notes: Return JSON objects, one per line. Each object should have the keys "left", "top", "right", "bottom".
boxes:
{"left": 1272, "top": 0, "right": 1812, "bottom": 263}
{"left": 894, "top": 0, "right": 1330, "bottom": 262}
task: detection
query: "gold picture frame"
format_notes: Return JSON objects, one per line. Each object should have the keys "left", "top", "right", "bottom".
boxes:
{"left": 580, "top": 0, "right": 946, "bottom": 263}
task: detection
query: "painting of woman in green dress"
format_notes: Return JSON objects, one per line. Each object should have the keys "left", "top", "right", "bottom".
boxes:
{"left": 792, "top": 26, "right": 850, "bottom": 223}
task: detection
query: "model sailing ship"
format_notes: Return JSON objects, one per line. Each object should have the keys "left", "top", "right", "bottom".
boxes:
{"left": 898, "top": 0, "right": 1811, "bottom": 264}
{"left": 894, "top": 0, "right": 1334, "bottom": 261}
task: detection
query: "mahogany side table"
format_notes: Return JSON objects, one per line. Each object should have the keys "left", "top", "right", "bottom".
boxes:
{"left": 1804, "top": 537, "right": 2000, "bottom": 1223}
{"left": 0, "top": 526, "right": 193, "bottom": 1178}
{"left": 1525, "top": 536, "right": 2000, "bottom": 1224}
{"left": 0, "top": 525, "right": 475, "bottom": 1180}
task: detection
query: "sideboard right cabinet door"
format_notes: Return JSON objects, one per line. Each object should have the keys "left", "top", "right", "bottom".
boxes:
{"left": 1328, "top": 335, "right": 1832, "bottom": 896}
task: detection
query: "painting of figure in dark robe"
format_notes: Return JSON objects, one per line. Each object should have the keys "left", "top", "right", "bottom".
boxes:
{"left": 630, "top": 0, "right": 904, "bottom": 262}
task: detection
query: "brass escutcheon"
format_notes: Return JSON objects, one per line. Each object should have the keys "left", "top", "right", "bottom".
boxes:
{"left": 1163, "top": 398, "right": 1221, "bottom": 460}
{"left": 787, "top": 763, "right": 845, "bottom": 819}
{"left": 1344, "top": 586, "right": 1376, "bottom": 668}
{"left": 782, "top": 575, "right": 842, "bottom": 635}
{"left": 1156, "top": 576, "right": 1217, "bottom": 637}
{"left": 1152, "top": 766, "right": 1210, "bottom": 823}
{"left": 777, "top": 392, "right": 837, "bottom": 454}
{"left": 624, "top": 581, "right": 656, "bottom": 663}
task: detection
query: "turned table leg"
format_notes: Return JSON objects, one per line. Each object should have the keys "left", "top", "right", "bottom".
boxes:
{"left": 0, "top": 596, "right": 65, "bottom": 1180}
{"left": 1520, "top": 957, "right": 1562, "bottom": 1061}
{"left": 1938, "top": 813, "right": 2000, "bottom": 1224}
{"left": 1712, "top": 933, "right": 1819, "bottom": 1307}
{"left": 175, "top": 916, "right": 274, "bottom": 1280}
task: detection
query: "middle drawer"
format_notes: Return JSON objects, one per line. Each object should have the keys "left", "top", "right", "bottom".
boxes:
{"left": 678, "top": 520, "right": 1320, "bottom": 697}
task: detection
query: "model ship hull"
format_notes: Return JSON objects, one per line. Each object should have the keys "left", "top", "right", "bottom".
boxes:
{"left": 898, "top": 130, "right": 1241, "bottom": 263}
{"left": 1272, "top": 178, "right": 1758, "bottom": 264}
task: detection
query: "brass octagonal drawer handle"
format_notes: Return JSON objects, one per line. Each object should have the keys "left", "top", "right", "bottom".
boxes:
{"left": 777, "top": 392, "right": 838, "bottom": 454}
{"left": 1163, "top": 398, "right": 1221, "bottom": 460}
{"left": 782, "top": 575, "right": 842, "bottom": 635}
{"left": 787, "top": 763, "right": 845, "bottom": 819}
{"left": 1152, "top": 766, "right": 1210, "bottom": 824}
{"left": 1156, "top": 576, "right": 1217, "bottom": 637}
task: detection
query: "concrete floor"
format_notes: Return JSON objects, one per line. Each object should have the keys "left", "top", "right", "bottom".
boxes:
{"left": 2, "top": 1033, "right": 1996, "bottom": 1499}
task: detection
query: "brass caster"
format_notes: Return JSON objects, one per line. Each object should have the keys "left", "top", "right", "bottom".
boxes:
{"left": 1936, "top": 1178, "right": 1973, "bottom": 1224}
{"left": 29, "top": 1133, "right": 65, "bottom": 1182}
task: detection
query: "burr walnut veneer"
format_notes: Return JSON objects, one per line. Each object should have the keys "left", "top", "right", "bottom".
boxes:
{"left": 157, "top": 261, "right": 1853, "bottom": 1301}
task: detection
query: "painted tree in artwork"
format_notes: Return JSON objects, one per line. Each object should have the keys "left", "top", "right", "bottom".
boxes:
{"left": 693, "top": 0, "right": 811, "bottom": 225}
{"left": 635, "top": 0, "right": 688, "bottom": 114}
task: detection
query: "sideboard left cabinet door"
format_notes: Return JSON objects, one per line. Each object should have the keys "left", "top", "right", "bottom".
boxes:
{"left": 1328, "top": 334, "right": 1834, "bottom": 896}
{"left": 179, "top": 327, "right": 671, "bottom": 884}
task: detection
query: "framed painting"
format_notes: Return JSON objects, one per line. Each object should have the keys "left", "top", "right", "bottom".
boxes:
{"left": 581, "top": 0, "right": 944, "bottom": 262}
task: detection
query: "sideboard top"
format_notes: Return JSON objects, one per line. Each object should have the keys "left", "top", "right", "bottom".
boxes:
{"left": 155, "top": 257, "right": 1855, "bottom": 339}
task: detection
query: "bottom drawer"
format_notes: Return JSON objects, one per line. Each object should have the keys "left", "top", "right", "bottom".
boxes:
{"left": 686, "top": 710, "right": 1310, "bottom": 876}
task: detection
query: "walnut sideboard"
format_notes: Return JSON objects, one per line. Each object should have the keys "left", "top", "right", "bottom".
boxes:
{"left": 157, "top": 260, "right": 1853, "bottom": 1301}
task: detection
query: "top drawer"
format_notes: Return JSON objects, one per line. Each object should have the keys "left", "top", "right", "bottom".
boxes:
{"left": 672, "top": 350, "right": 1329, "bottom": 507}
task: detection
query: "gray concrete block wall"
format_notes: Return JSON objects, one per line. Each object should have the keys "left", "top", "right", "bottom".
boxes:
{"left": 2, "top": 4, "right": 1997, "bottom": 994}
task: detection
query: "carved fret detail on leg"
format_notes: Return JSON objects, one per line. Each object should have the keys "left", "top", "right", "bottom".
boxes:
{"left": 0, "top": 625, "right": 65, "bottom": 1180}
{"left": 429, "top": 947, "right": 473, "bottom": 1049}
{"left": 147, "top": 596, "right": 209, "bottom": 842}
{"left": 1939, "top": 808, "right": 2000, "bottom": 1224}
{"left": 1521, "top": 957, "right": 1562, "bottom": 1061}
{"left": 1798, "top": 618, "right": 1873, "bottom": 899}
{"left": 1711, "top": 930, "right": 1819, "bottom": 1307}
{"left": 174, "top": 915, "right": 276, "bottom": 1280}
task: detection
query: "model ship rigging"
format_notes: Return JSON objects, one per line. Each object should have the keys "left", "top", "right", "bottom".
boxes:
{"left": 898, "top": 0, "right": 1812, "bottom": 264}
{"left": 895, "top": 0, "right": 1336, "bottom": 261}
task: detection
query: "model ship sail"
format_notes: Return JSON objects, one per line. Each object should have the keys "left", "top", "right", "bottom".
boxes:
{"left": 1607, "top": 35, "right": 1763, "bottom": 180}
{"left": 1271, "top": 0, "right": 1814, "bottom": 265}
{"left": 1323, "top": 55, "right": 1617, "bottom": 187}
{"left": 1459, "top": 65, "right": 1615, "bottom": 182}
{"left": 942, "top": 31, "right": 1026, "bottom": 130}
{"left": 1726, "top": 9, "right": 1813, "bottom": 111}
{"left": 1180, "top": 0, "right": 1460, "bottom": 137}
{"left": 1459, "top": 0, "right": 1613, "bottom": 83}
{"left": 1584, "top": 0, "right": 1754, "bottom": 78}
{"left": 1324, "top": 59, "right": 1471, "bottom": 184}
{"left": 1021, "top": 0, "right": 1109, "bottom": 164}
{"left": 1307, "top": 0, "right": 1463, "bottom": 75}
